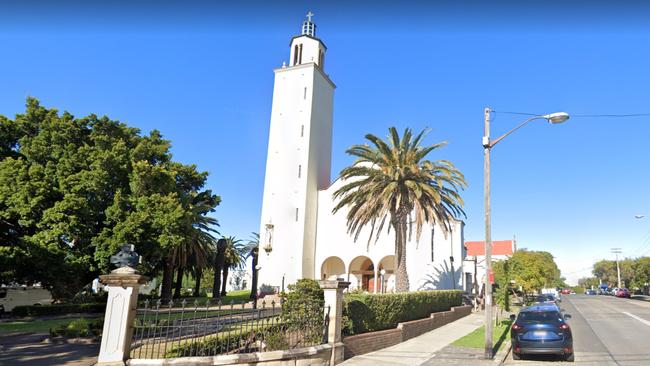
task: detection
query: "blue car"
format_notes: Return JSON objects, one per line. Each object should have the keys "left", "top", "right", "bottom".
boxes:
{"left": 510, "top": 304, "right": 574, "bottom": 362}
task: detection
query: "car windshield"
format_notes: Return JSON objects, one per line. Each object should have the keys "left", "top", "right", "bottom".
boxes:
{"left": 519, "top": 311, "right": 562, "bottom": 323}
{"left": 535, "top": 295, "right": 554, "bottom": 302}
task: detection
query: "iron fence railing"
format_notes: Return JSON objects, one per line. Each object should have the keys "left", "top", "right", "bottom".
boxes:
{"left": 129, "top": 299, "right": 330, "bottom": 359}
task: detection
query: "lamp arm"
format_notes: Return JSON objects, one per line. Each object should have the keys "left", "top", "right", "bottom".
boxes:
{"left": 489, "top": 116, "right": 544, "bottom": 148}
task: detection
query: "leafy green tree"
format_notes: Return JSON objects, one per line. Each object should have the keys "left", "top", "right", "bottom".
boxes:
{"left": 578, "top": 277, "right": 600, "bottom": 290}
{"left": 500, "top": 250, "right": 561, "bottom": 295}
{"left": 333, "top": 127, "right": 466, "bottom": 292}
{"left": 632, "top": 257, "right": 650, "bottom": 289}
{"left": 0, "top": 98, "right": 220, "bottom": 299}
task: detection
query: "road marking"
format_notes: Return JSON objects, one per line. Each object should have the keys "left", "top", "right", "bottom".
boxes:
{"left": 622, "top": 311, "right": 650, "bottom": 327}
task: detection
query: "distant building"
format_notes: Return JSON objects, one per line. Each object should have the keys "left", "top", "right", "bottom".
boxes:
{"left": 462, "top": 239, "right": 516, "bottom": 294}
{"left": 257, "top": 14, "right": 465, "bottom": 293}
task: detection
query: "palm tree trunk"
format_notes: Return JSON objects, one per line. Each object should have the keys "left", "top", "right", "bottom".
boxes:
{"left": 394, "top": 215, "right": 410, "bottom": 292}
{"left": 221, "top": 265, "right": 229, "bottom": 297}
{"left": 161, "top": 258, "right": 174, "bottom": 304}
{"left": 250, "top": 251, "right": 259, "bottom": 302}
{"left": 194, "top": 267, "right": 202, "bottom": 296}
{"left": 174, "top": 267, "right": 184, "bottom": 298}
{"left": 213, "top": 262, "right": 222, "bottom": 300}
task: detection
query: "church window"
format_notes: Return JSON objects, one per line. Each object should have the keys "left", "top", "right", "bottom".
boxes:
{"left": 298, "top": 44, "right": 303, "bottom": 64}
{"left": 298, "top": 164, "right": 301, "bottom": 178}
{"left": 301, "top": 125, "right": 304, "bottom": 137}
{"left": 295, "top": 208, "right": 299, "bottom": 221}
{"left": 430, "top": 228, "right": 435, "bottom": 262}
{"left": 293, "top": 45, "right": 299, "bottom": 65}
{"left": 304, "top": 87, "right": 307, "bottom": 99}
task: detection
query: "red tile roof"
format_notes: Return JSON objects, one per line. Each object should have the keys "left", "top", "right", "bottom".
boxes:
{"left": 465, "top": 240, "right": 514, "bottom": 257}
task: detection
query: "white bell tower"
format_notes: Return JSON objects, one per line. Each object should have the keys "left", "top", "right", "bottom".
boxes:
{"left": 258, "top": 12, "right": 335, "bottom": 289}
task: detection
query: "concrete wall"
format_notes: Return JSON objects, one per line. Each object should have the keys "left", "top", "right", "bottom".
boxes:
{"left": 342, "top": 305, "right": 472, "bottom": 359}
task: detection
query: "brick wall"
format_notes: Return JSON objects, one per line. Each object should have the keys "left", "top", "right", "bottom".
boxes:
{"left": 342, "top": 305, "right": 473, "bottom": 359}
{"left": 342, "top": 328, "right": 402, "bottom": 359}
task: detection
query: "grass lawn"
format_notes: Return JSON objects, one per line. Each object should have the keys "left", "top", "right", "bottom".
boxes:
{"left": 213, "top": 289, "right": 252, "bottom": 304}
{"left": 452, "top": 320, "right": 512, "bottom": 354}
{"left": 0, "top": 318, "right": 79, "bottom": 335}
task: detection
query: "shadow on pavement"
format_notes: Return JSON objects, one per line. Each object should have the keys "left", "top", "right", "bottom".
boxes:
{"left": 0, "top": 334, "right": 98, "bottom": 366}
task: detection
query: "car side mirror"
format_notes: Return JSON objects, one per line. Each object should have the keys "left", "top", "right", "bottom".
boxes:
{"left": 510, "top": 314, "right": 516, "bottom": 321}
{"left": 564, "top": 314, "right": 572, "bottom": 320}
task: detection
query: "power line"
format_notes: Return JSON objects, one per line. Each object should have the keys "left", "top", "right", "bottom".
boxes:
{"left": 492, "top": 110, "right": 650, "bottom": 118}
{"left": 571, "top": 113, "right": 650, "bottom": 118}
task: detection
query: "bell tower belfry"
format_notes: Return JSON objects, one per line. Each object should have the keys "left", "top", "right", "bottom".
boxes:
{"left": 258, "top": 12, "right": 335, "bottom": 288}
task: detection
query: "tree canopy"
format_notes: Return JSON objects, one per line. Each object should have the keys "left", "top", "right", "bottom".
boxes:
{"left": 0, "top": 98, "right": 220, "bottom": 298}
{"left": 333, "top": 127, "right": 466, "bottom": 292}
{"left": 493, "top": 249, "right": 562, "bottom": 294}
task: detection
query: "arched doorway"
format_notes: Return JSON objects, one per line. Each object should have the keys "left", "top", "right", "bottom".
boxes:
{"left": 378, "top": 255, "right": 396, "bottom": 293}
{"left": 320, "top": 256, "right": 346, "bottom": 280}
{"left": 349, "top": 256, "right": 375, "bottom": 292}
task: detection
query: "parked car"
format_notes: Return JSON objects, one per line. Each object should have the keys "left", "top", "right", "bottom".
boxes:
{"left": 0, "top": 286, "right": 53, "bottom": 314}
{"left": 585, "top": 289, "right": 597, "bottom": 295}
{"left": 561, "top": 288, "right": 571, "bottom": 295}
{"left": 534, "top": 294, "right": 560, "bottom": 307}
{"left": 510, "top": 304, "right": 574, "bottom": 362}
{"left": 615, "top": 288, "right": 631, "bottom": 298}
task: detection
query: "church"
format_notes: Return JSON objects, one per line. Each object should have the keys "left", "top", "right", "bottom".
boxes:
{"left": 257, "top": 14, "right": 467, "bottom": 293}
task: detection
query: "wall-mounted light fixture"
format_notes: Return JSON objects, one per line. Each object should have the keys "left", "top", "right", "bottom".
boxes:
{"left": 263, "top": 223, "right": 274, "bottom": 255}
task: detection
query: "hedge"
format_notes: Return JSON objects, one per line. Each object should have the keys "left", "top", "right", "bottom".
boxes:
{"left": 342, "top": 290, "right": 462, "bottom": 335}
{"left": 12, "top": 303, "right": 106, "bottom": 317}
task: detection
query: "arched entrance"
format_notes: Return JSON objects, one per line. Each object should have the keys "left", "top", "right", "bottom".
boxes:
{"left": 349, "top": 256, "right": 375, "bottom": 292}
{"left": 320, "top": 256, "right": 346, "bottom": 280}
{"left": 378, "top": 255, "right": 396, "bottom": 293}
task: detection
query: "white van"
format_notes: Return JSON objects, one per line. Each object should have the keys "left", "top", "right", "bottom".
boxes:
{"left": 0, "top": 286, "right": 53, "bottom": 313}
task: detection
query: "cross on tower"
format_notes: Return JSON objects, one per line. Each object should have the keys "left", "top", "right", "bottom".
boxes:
{"left": 306, "top": 11, "right": 314, "bottom": 22}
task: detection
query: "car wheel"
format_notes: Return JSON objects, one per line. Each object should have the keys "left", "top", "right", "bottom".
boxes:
{"left": 565, "top": 353, "right": 575, "bottom": 362}
{"left": 512, "top": 352, "right": 521, "bottom": 360}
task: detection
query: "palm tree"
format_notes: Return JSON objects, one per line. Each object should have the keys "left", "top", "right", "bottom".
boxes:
{"left": 243, "top": 233, "right": 260, "bottom": 302}
{"left": 220, "top": 236, "right": 246, "bottom": 296}
{"left": 332, "top": 127, "right": 466, "bottom": 292}
{"left": 161, "top": 191, "right": 219, "bottom": 303}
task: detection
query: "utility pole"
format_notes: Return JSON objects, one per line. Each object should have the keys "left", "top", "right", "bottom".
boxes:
{"left": 483, "top": 107, "right": 494, "bottom": 359}
{"left": 612, "top": 248, "right": 622, "bottom": 288}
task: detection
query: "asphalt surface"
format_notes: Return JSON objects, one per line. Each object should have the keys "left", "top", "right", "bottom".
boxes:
{"left": 504, "top": 294, "right": 650, "bottom": 365}
{"left": 0, "top": 333, "right": 98, "bottom": 365}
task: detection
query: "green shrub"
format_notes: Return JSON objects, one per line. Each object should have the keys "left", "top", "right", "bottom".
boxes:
{"left": 165, "top": 325, "right": 280, "bottom": 357}
{"left": 13, "top": 303, "right": 106, "bottom": 317}
{"left": 49, "top": 317, "right": 103, "bottom": 338}
{"left": 342, "top": 290, "right": 462, "bottom": 335}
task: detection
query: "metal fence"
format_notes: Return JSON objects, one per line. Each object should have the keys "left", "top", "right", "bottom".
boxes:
{"left": 129, "top": 298, "right": 330, "bottom": 359}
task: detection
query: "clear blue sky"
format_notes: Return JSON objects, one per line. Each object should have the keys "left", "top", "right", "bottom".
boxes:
{"left": 2, "top": 1, "right": 650, "bottom": 285}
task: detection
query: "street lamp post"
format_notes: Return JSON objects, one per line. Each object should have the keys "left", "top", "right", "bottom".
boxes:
{"left": 612, "top": 248, "right": 622, "bottom": 289}
{"left": 482, "top": 107, "right": 569, "bottom": 359}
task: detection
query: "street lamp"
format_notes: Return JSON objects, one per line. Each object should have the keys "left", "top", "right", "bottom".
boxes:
{"left": 482, "top": 107, "right": 569, "bottom": 359}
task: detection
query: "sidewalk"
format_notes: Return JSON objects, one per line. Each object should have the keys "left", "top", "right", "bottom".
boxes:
{"left": 340, "top": 312, "right": 485, "bottom": 366}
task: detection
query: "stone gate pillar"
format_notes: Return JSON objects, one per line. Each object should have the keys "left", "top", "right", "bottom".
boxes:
{"left": 97, "top": 246, "right": 149, "bottom": 366}
{"left": 319, "top": 278, "right": 350, "bottom": 365}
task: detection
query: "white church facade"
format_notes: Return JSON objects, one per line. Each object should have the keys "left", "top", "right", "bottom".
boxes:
{"left": 257, "top": 14, "right": 467, "bottom": 293}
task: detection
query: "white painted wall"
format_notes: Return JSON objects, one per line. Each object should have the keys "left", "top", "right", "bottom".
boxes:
{"left": 315, "top": 178, "right": 465, "bottom": 292}
{"left": 258, "top": 22, "right": 465, "bottom": 293}
{"left": 257, "top": 44, "right": 334, "bottom": 288}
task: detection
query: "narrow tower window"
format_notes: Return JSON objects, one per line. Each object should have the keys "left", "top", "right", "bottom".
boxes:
{"left": 298, "top": 44, "right": 303, "bottom": 64}
{"left": 293, "top": 45, "right": 299, "bottom": 65}
{"left": 298, "top": 165, "right": 301, "bottom": 178}
{"left": 295, "top": 208, "right": 299, "bottom": 221}
{"left": 300, "top": 125, "right": 304, "bottom": 137}
{"left": 430, "top": 228, "right": 435, "bottom": 262}
{"left": 304, "top": 87, "right": 307, "bottom": 99}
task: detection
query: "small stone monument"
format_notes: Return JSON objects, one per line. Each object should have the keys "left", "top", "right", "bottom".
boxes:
{"left": 97, "top": 245, "right": 149, "bottom": 366}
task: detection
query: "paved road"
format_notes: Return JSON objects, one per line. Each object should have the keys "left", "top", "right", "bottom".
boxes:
{"left": 505, "top": 294, "right": 650, "bottom": 365}
{"left": 0, "top": 333, "right": 98, "bottom": 365}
